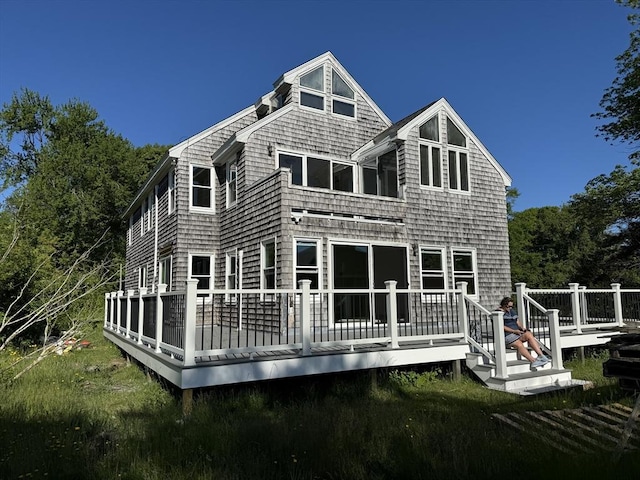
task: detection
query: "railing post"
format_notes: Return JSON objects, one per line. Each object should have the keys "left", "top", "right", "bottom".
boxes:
{"left": 515, "top": 283, "right": 527, "bottom": 329}
{"left": 569, "top": 283, "right": 582, "bottom": 334}
{"left": 299, "top": 280, "right": 312, "bottom": 356}
{"left": 491, "top": 311, "right": 508, "bottom": 379}
{"left": 154, "top": 284, "right": 167, "bottom": 353}
{"left": 183, "top": 280, "right": 198, "bottom": 367}
{"left": 456, "top": 282, "right": 469, "bottom": 340}
{"left": 126, "top": 290, "right": 135, "bottom": 337}
{"left": 116, "top": 290, "right": 124, "bottom": 333}
{"left": 547, "top": 309, "right": 564, "bottom": 370}
{"left": 137, "top": 287, "right": 147, "bottom": 345}
{"left": 385, "top": 280, "right": 399, "bottom": 349}
{"left": 109, "top": 292, "right": 116, "bottom": 330}
{"left": 612, "top": 283, "right": 624, "bottom": 327}
{"left": 579, "top": 286, "right": 589, "bottom": 326}
{"left": 104, "top": 292, "right": 110, "bottom": 328}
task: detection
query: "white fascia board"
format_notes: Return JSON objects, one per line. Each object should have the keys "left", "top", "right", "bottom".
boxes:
{"left": 396, "top": 98, "right": 512, "bottom": 187}
{"left": 275, "top": 51, "right": 392, "bottom": 127}
{"left": 211, "top": 104, "right": 295, "bottom": 165}
{"left": 123, "top": 153, "right": 173, "bottom": 218}
{"left": 168, "top": 104, "right": 256, "bottom": 159}
{"left": 351, "top": 138, "right": 398, "bottom": 163}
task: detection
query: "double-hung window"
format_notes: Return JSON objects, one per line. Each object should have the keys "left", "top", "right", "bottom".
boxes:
{"left": 227, "top": 159, "right": 237, "bottom": 207}
{"left": 419, "top": 115, "right": 442, "bottom": 188}
{"left": 452, "top": 249, "right": 477, "bottom": 296}
{"left": 191, "top": 165, "right": 214, "bottom": 211}
{"left": 295, "top": 239, "right": 320, "bottom": 288}
{"left": 138, "top": 265, "right": 148, "bottom": 289}
{"left": 278, "top": 152, "right": 354, "bottom": 192}
{"left": 420, "top": 247, "right": 446, "bottom": 302}
{"left": 159, "top": 256, "right": 172, "bottom": 290}
{"left": 225, "top": 252, "right": 238, "bottom": 302}
{"left": 261, "top": 240, "right": 276, "bottom": 299}
{"left": 190, "top": 254, "right": 213, "bottom": 297}
{"left": 446, "top": 118, "right": 469, "bottom": 192}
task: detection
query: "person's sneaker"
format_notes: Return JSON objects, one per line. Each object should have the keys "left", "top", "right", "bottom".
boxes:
{"left": 531, "top": 358, "right": 545, "bottom": 368}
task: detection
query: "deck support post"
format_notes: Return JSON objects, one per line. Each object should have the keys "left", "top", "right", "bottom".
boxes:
{"left": 183, "top": 280, "right": 198, "bottom": 367}
{"left": 385, "top": 281, "right": 398, "bottom": 349}
{"left": 300, "top": 280, "right": 312, "bottom": 356}
{"left": 547, "top": 309, "right": 563, "bottom": 370}
{"left": 492, "top": 311, "right": 508, "bottom": 379}
{"left": 154, "top": 284, "right": 167, "bottom": 353}
{"left": 182, "top": 388, "right": 193, "bottom": 417}
{"left": 611, "top": 283, "right": 624, "bottom": 327}
{"left": 137, "top": 287, "right": 147, "bottom": 345}
{"left": 569, "top": 283, "right": 582, "bottom": 333}
{"left": 106, "top": 292, "right": 114, "bottom": 329}
{"left": 452, "top": 360, "right": 461, "bottom": 380}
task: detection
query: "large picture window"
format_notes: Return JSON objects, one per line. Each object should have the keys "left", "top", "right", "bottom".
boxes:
{"left": 278, "top": 152, "right": 354, "bottom": 192}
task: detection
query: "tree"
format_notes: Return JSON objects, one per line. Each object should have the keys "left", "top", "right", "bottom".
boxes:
{"left": 508, "top": 206, "right": 591, "bottom": 287}
{"left": 594, "top": 0, "right": 640, "bottom": 163}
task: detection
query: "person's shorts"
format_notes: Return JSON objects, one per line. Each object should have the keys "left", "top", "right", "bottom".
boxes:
{"left": 505, "top": 333, "right": 522, "bottom": 345}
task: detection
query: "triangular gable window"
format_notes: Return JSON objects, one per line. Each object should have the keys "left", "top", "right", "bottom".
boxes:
{"left": 419, "top": 115, "right": 439, "bottom": 142}
{"left": 446, "top": 118, "right": 466, "bottom": 147}
{"left": 332, "top": 70, "right": 354, "bottom": 99}
{"left": 300, "top": 66, "right": 324, "bottom": 92}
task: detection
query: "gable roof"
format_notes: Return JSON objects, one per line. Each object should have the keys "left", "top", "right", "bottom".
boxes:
{"left": 275, "top": 51, "right": 392, "bottom": 127}
{"left": 354, "top": 98, "right": 512, "bottom": 187}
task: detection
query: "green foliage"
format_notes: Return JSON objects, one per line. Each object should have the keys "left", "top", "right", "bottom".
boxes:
{"left": 0, "top": 334, "right": 636, "bottom": 480}
{"left": 0, "top": 89, "right": 167, "bottom": 346}
{"left": 594, "top": 1, "right": 640, "bottom": 162}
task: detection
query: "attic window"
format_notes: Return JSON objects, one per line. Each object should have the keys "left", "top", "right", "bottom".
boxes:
{"left": 446, "top": 118, "right": 466, "bottom": 147}
{"left": 332, "top": 69, "right": 355, "bottom": 118}
{"left": 299, "top": 66, "right": 325, "bottom": 111}
{"left": 419, "top": 115, "right": 439, "bottom": 142}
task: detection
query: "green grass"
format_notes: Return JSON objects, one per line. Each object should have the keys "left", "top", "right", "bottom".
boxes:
{"left": 1, "top": 326, "right": 638, "bottom": 479}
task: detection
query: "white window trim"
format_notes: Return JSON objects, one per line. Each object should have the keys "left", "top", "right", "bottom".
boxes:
{"left": 158, "top": 255, "right": 172, "bottom": 291}
{"left": 188, "top": 253, "right": 214, "bottom": 299}
{"left": 419, "top": 246, "right": 447, "bottom": 302}
{"left": 277, "top": 150, "right": 355, "bottom": 192}
{"left": 189, "top": 164, "right": 215, "bottom": 213}
{"left": 127, "top": 217, "right": 132, "bottom": 245}
{"left": 140, "top": 198, "right": 147, "bottom": 237}
{"left": 138, "top": 264, "right": 148, "bottom": 289}
{"left": 293, "top": 238, "right": 322, "bottom": 289}
{"left": 359, "top": 148, "right": 399, "bottom": 198}
{"left": 225, "top": 251, "right": 238, "bottom": 303}
{"left": 168, "top": 168, "right": 175, "bottom": 215}
{"left": 226, "top": 159, "right": 237, "bottom": 208}
{"left": 419, "top": 140, "right": 443, "bottom": 190}
{"left": 260, "top": 239, "right": 277, "bottom": 300}
{"left": 447, "top": 148, "right": 471, "bottom": 194}
{"left": 450, "top": 248, "right": 478, "bottom": 298}
{"left": 146, "top": 193, "right": 154, "bottom": 232}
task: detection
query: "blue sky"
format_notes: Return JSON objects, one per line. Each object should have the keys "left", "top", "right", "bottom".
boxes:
{"left": 0, "top": 0, "right": 634, "bottom": 211}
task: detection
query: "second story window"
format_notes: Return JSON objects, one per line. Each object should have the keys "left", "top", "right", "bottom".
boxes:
{"left": 278, "top": 152, "right": 354, "bottom": 192}
{"left": 419, "top": 115, "right": 442, "bottom": 188}
{"left": 191, "top": 165, "right": 213, "bottom": 211}
{"left": 300, "top": 66, "right": 324, "bottom": 111}
{"left": 361, "top": 150, "right": 398, "bottom": 198}
{"left": 446, "top": 118, "right": 469, "bottom": 192}
{"left": 331, "top": 69, "right": 355, "bottom": 118}
{"left": 227, "top": 159, "right": 237, "bottom": 207}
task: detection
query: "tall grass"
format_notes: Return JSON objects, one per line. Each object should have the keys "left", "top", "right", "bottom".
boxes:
{"left": 1, "top": 326, "right": 637, "bottom": 479}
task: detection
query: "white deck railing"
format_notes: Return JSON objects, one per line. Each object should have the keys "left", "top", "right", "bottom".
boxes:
{"left": 104, "top": 281, "right": 639, "bottom": 372}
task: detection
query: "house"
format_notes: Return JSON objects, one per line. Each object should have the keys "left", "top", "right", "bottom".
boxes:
{"left": 123, "top": 51, "right": 513, "bottom": 314}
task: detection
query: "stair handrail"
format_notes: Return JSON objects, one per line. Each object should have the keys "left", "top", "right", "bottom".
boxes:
{"left": 462, "top": 293, "right": 496, "bottom": 363}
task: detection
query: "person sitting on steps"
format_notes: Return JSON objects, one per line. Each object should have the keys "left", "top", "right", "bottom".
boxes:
{"left": 498, "top": 297, "right": 550, "bottom": 368}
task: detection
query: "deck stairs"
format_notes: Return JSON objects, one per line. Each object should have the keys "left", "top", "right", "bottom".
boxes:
{"left": 466, "top": 349, "right": 591, "bottom": 396}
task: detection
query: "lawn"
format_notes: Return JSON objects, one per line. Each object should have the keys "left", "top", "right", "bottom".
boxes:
{"left": 1, "top": 322, "right": 638, "bottom": 480}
